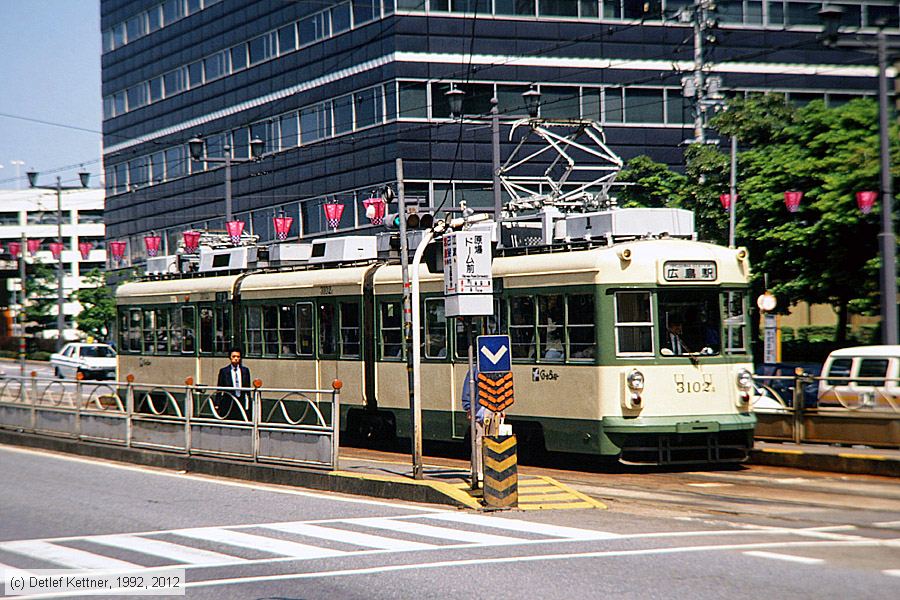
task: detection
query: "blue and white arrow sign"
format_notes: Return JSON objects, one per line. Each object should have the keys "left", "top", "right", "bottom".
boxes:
{"left": 477, "top": 335, "right": 512, "bottom": 374}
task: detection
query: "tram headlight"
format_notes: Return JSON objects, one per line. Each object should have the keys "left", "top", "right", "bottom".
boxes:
{"left": 736, "top": 369, "right": 753, "bottom": 391}
{"left": 627, "top": 370, "right": 645, "bottom": 392}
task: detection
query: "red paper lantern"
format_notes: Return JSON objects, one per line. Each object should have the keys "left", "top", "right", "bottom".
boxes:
{"left": 49, "top": 242, "right": 65, "bottom": 260}
{"left": 183, "top": 230, "right": 202, "bottom": 253}
{"left": 27, "top": 238, "right": 42, "bottom": 256}
{"left": 109, "top": 240, "right": 127, "bottom": 263}
{"left": 719, "top": 193, "right": 736, "bottom": 210}
{"left": 323, "top": 202, "right": 345, "bottom": 230}
{"left": 78, "top": 242, "right": 93, "bottom": 260}
{"left": 225, "top": 220, "right": 245, "bottom": 245}
{"left": 784, "top": 191, "right": 803, "bottom": 213}
{"left": 273, "top": 215, "right": 293, "bottom": 241}
{"left": 363, "top": 196, "right": 387, "bottom": 225}
{"left": 856, "top": 190, "right": 877, "bottom": 215}
{"left": 8, "top": 242, "right": 21, "bottom": 259}
{"left": 144, "top": 234, "right": 162, "bottom": 257}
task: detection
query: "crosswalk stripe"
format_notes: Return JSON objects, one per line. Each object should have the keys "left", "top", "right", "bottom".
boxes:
{"left": 743, "top": 551, "right": 824, "bottom": 565}
{"left": 420, "top": 512, "right": 620, "bottom": 540}
{"left": 351, "top": 518, "right": 526, "bottom": 546}
{"left": 1, "top": 540, "right": 140, "bottom": 570}
{"left": 262, "top": 522, "right": 436, "bottom": 552}
{"left": 90, "top": 535, "right": 247, "bottom": 566}
{"left": 173, "top": 528, "right": 346, "bottom": 560}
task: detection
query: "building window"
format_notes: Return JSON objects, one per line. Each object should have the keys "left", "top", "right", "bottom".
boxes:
{"left": 296, "top": 302, "right": 315, "bottom": 356}
{"left": 0, "top": 212, "right": 19, "bottom": 226}
{"left": 625, "top": 88, "right": 664, "bottom": 123}
{"left": 399, "top": 82, "right": 428, "bottom": 118}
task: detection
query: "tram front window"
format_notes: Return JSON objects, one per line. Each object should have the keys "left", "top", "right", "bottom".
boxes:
{"left": 658, "top": 290, "right": 721, "bottom": 355}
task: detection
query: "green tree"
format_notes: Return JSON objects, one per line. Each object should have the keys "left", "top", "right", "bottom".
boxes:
{"left": 23, "top": 263, "right": 61, "bottom": 330}
{"left": 74, "top": 269, "right": 117, "bottom": 341}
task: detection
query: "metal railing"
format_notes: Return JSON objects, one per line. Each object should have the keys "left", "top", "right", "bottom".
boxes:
{"left": 752, "top": 372, "right": 900, "bottom": 448}
{"left": 0, "top": 373, "right": 342, "bottom": 470}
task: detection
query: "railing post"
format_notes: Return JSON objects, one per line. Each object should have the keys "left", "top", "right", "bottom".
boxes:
{"left": 184, "top": 377, "right": 194, "bottom": 455}
{"left": 75, "top": 373, "right": 83, "bottom": 439}
{"left": 792, "top": 368, "right": 804, "bottom": 444}
{"left": 125, "top": 374, "right": 135, "bottom": 448}
{"left": 332, "top": 379, "right": 342, "bottom": 471}
{"left": 29, "top": 371, "right": 37, "bottom": 431}
{"left": 252, "top": 380, "right": 262, "bottom": 462}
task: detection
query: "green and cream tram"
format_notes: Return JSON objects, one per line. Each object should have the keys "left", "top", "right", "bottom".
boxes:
{"left": 117, "top": 219, "right": 755, "bottom": 464}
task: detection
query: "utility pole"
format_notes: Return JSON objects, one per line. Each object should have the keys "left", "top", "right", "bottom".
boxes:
{"left": 56, "top": 177, "right": 66, "bottom": 350}
{"left": 728, "top": 136, "right": 737, "bottom": 248}
{"left": 680, "top": 0, "right": 723, "bottom": 145}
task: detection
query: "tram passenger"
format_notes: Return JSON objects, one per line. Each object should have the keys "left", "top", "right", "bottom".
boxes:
{"left": 215, "top": 348, "right": 252, "bottom": 420}
{"left": 663, "top": 315, "right": 688, "bottom": 355}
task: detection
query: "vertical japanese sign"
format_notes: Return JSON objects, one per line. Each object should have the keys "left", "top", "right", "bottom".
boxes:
{"left": 763, "top": 313, "right": 778, "bottom": 364}
{"left": 443, "top": 230, "right": 493, "bottom": 317}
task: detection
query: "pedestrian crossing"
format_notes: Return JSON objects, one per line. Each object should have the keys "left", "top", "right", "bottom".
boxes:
{"left": 0, "top": 512, "right": 620, "bottom": 576}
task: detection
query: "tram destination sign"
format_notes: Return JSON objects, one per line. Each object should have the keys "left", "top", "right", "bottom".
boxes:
{"left": 443, "top": 230, "right": 493, "bottom": 317}
{"left": 663, "top": 260, "right": 716, "bottom": 282}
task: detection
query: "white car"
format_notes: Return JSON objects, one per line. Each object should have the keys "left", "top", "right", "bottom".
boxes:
{"left": 50, "top": 343, "right": 117, "bottom": 381}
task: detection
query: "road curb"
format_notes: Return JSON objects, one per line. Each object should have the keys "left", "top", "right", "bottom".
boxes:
{"left": 0, "top": 429, "right": 469, "bottom": 508}
{"left": 749, "top": 447, "right": 900, "bottom": 477}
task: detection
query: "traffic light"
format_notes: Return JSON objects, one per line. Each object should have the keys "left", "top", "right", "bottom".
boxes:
{"left": 384, "top": 206, "right": 434, "bottom": 230}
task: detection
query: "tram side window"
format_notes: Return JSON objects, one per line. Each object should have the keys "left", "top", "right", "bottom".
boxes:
{"left": 142, "top": 309, "right": 156, "bottom": 353}
{"left": 246, "top": 306, "right": 263, "bottom": 355}
{"left": 380, "top": 301, "right": 403, "bottom": 360}
{"left": 279, "top": 305, "right": 297, "bottom": 355}
{"left": 128, "top": 309, "right": 142, "bottom": 352}
{"left": 118, "top": 310, "right": 127, "bottom": 351}
{"left": 319, "top": 303, "right": 337, "bottom": 356}
{"left": 568, "top": 294, "right": 596, "bottom": 360}
{"left": 452, "top": 300, "right": 503, "bottom": 360}
{"left": 296, "top": 302, "right": 315, "bottom": 356}
{"left": 510, "top": 296, "right": 536, "bottom": 359}
{"left": 724, "top": 291, "right": 746, "bottom": 354}
{"left": 425, "top": 298, "right": 447, "bottom": 359}
{"left": 537, "top": 295, "right": 565, "bottom": 361}
{"left": 340, "top": 301, "right": 361, "bottom": 358}
{"left": 155, "top": 309, "right": 169, "bottom": 353}
{"left": 199, "top": 307, "right": 214, "bottom": 353}
{"left": 615, "top": 292, "right": 653, "bottom": 354}
{"left": 169, "top": 307, "right": 183, "bottom": 354}
{"left": 215, "top": 306, "right": 231, "bottom": 353}
{"left": 826, "top": 358, "right": 853, "bottom": 385}
{"left": 263, "top": 305, "right": 279, "bottom": 355}
{"left": 181, "top": 307, "right": 195, "bottom": 354}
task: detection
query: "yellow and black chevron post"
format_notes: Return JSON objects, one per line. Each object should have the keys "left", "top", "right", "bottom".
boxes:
{"left": 477, "top": 372, "right": 515, "bottom": 412}
{"left": 482, "top": 434, "right": 517, "bottom": 508}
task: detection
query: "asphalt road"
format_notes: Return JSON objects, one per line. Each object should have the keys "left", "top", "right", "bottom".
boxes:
{"left": 0, "top": 445, "right": 898, "bottom": 599}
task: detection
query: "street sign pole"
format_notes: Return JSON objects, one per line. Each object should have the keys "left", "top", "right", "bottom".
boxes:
{"left": 467, "top": 318, "right": 477, "bottom": 489}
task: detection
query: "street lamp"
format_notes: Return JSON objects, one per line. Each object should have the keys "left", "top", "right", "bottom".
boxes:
{"left": 818, "top": 5, "right": 898, "bottom": 344}
{"left": 522, "top": 85, "right": 541, "bottom": 119}
{"left": 26, "top": 170, "right": 90, "bottom": 351}
{"left": 187, "top": 135, "right": 264, "bottom": 223}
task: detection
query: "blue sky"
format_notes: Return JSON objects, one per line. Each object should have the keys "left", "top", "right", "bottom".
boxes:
{"left": 0, "top": 1, "right": 102, "bottom": 190}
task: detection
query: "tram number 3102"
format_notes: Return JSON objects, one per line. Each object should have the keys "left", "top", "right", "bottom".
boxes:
{"left": 674, "top": 376, "right": 715, "bottom": 394}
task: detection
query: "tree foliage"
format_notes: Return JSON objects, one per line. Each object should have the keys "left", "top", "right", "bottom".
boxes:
{"left": 74, "top": 269, "right": 117, "bottom": 341}
{"left": 23, "top": 263, "right": 61, "bottom": 328}
{"left": 616, "top": 94, "right": 898, "bottom": 342}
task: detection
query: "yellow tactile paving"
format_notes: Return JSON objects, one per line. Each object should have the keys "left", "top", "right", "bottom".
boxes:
{"left": 451, "top": 474, "right": 605, "bottom": 510}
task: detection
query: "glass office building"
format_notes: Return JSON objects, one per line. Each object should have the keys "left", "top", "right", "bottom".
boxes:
{"left": 101, "top": 0, "right": 899, "bottom": 263}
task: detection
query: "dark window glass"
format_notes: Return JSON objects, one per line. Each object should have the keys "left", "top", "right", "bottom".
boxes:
{"left": 496, "top": 84, "right": 530, "bottom": 116}
{"left": 424, "top": 298, "right": 447, "bottom": 359}
{"left": 624, "top": 0, "right": 659, "bottom": 18}
{"left": 353, "top": 0, "right": 378, "bottom": 24}
{"left": 539, "top": 0, "right": 578, "bottom": 17}
{"left": 666, "top": 89, "right": 690, "bottom": 124}
{"left": 0, "top": 212, "right": 19, "bottom": 225}
{"left": 332, "top": 2, "right": 352, "bottom": 32}
{"left": 432, "top": 82, "right": 493, "bottom": 118}
{"left": 187, "top": 61, "right": 203, "bottom": 88}
{"left": 163, "top": 68, "right": 184, "bottom": 96}
{"left": 262, "top": 305, "right": 279, "bottom": 355}
{"left": 169, "top": 307, "right": 183, "bottom": 354}
{"left": 605, "top": 88, "right": 623, "bottom": 123}
{"left": 141, "top": 309, "right": 154, "bottom": 354}
{"left": 856, "top": 359, "right": 889, "bottom": 387}
{"left": 181, "top": 307, "right": 195, "bottom": 354}
{"left": 230, "top": 44, "right": 248, "bottom": 71}
{"left": 296, "top": 302, "right": 314, "bottom": 356}
{"left": 333, "top": 95, "right": 353, "bottom": 134}
{"left": 126, "top": 14, "right": 145, "bottom": 43}
{"left": 340, "top": 301, "right": 360, "bottom": 357}
{"left": 165, "top": 146, "right": 185, "bottom": 179}
{"left": 114, "top": 91, "right": 126, "bottom": 116}
{"left": 246, "top": 306, "right": 262, "bottom": 355}
{"left": 658, "top": 289, "right": 722, "bottom": 355}
{"left": 786, "top": 2, "right": 820, "bottom": 25}
{"left": 204, "top": 52, "right": 226, "bottom": 81}
{"left": 216, "top": 306, "right": 231, "bottom": 353}
{"left": 626, "top": 88, "right": 664, "bottom": 123}
{"left": 319, "top": 303, "right": 337, "bottom": 356}
{"left": 868, "top": 5, "right": 899, "bottom": 27}
{"left": 149, "top": 77, "right": 163, "bottom": 102}
{"left": 186, "top": 0, "right": 201, "bottom": 14}
{"left": 452, "top": 0, "right": 489, "bottom": 12}
{"left": 280, "top": 113, "right": 299, "bottom": 148}
{"left": 129, "top": 309, "right": 143, "bottom": 352}
{"left": 163, "top": 0, "right": 183, "bottom": 25}
{"left": 510, "top": 296, "right": 535, "bottom": 359}
{"left": 384, "top": 82, "right": 397, "bottom": 120}
{"left": 398, "top": 82, "right": 427, "bottom": 118}
{"left": 540, "top": 86, "right": 580, "bottom": 119}
{"left": 568, "top": 294, "right": 595, "bottom": 360}
{"left": 354, "top": 87, "right": 380, "bottom": 128}
{"left": 278, "top": 24, "right": 296, "bottom": 54}
{"left": 299, "top": 13, "right": 326, "bottom": 45}
{"left": 717, "top": 0, "right": 743, "bottom": 23}
{"left": 580, "top": 0, "right": 598, "bottom": 17}
{"left": 147, "top": 7, "right": 162, "bottom": 32}
{"left": 827, "top": 358, "right": 853, "bottom": 385}
{"left": 150, "top": 151, "right": 166, "bottom": 183}
{"left": 199, "top": 307, "right": 214, "bottom": 353}
{"left": 279, "top": 305, "right": 296, "bottom": 356}
{"left": 380, "top": 301, "right": 403, "bottom": 359}
{"left": 248, "top": 33, "right": 270, "bottom": 65}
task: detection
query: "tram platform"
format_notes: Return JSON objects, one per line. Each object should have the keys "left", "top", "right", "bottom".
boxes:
{"left": 751, "top": 441, "right": 900, "bottom": 477}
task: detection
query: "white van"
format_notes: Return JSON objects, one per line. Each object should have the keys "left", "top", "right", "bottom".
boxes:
{"left": 817, "top": 346, "right": 900, "bottom": 410}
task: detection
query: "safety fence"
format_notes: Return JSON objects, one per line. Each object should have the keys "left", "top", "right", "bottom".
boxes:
{"left": 0, "top": 374, "right": 341, "bottom": 470}
{"left": 752, "top": 372, "right": 900, "bottom": 448}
